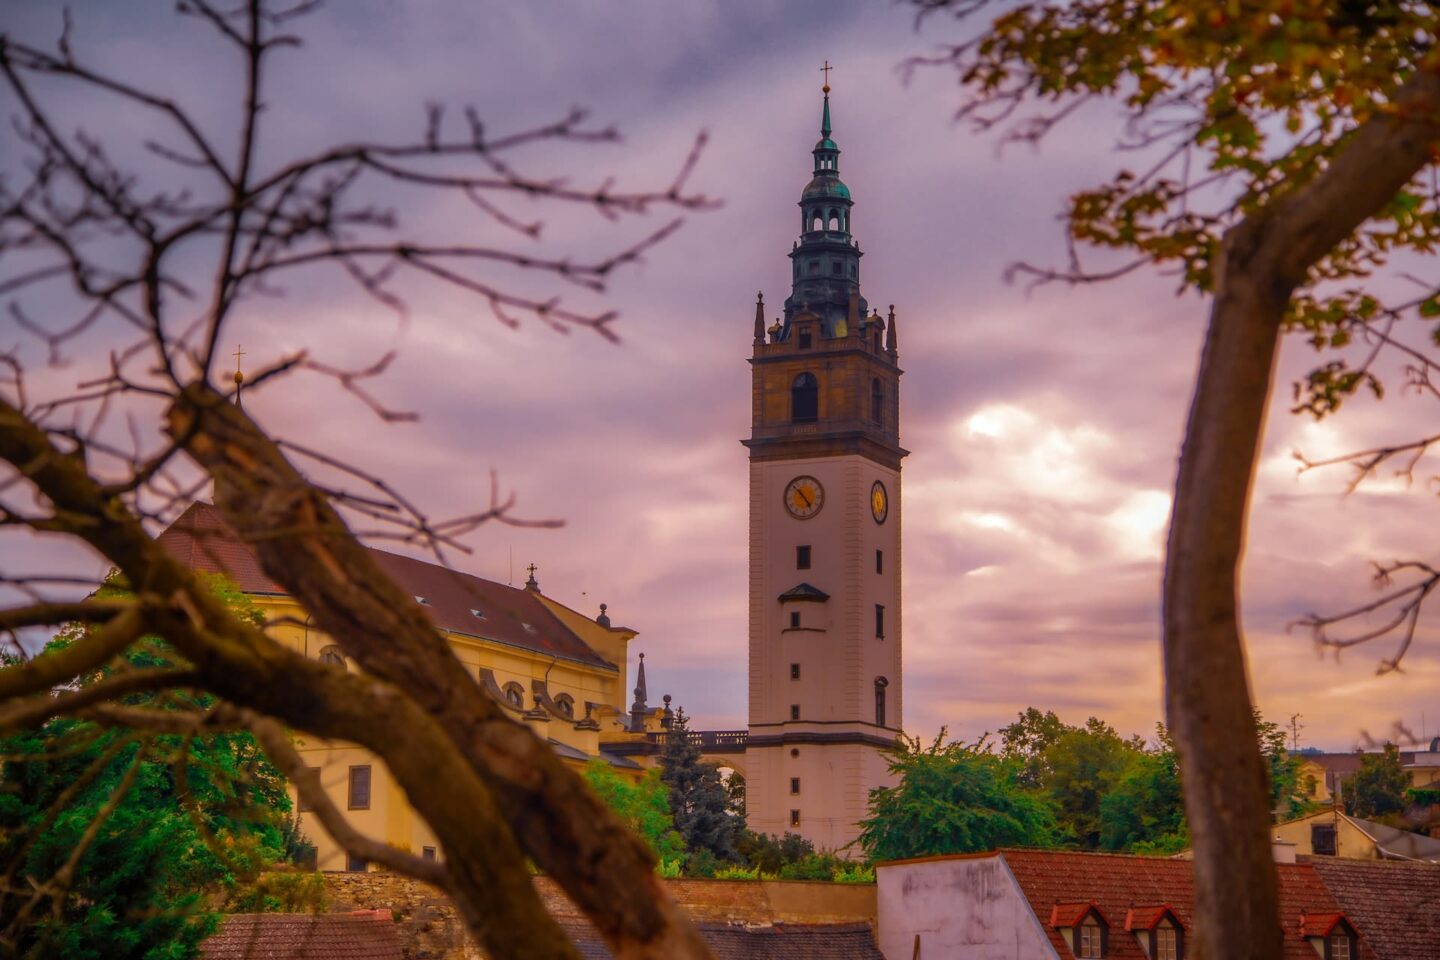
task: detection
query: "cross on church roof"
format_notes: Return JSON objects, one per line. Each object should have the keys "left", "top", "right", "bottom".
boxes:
{"left": 820, "top": 60, "right": 833, "bottom": 92}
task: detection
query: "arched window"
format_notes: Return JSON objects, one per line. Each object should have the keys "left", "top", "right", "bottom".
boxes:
{"left": 502, "top": 682, "right": 525, "bottom": 709}
{"left": 827, "top": 208, "right": 839, "bottom": 230}
{"left": 811, "top": 214, "right": 823, "bottom": 232}
{"left": 871, "top": 378, "right": 884, "bottom": 423}
{"left": 318, "top": 644, "right": 346, "bottom": 670}
{"left": 555, "top": 693, "right": 576, "bottom": 720}
{"left": 874, "top": 676, "right": 888, "bottom": 727}
{"left": 791, "top": 372, "right": 818, "bottom": 423}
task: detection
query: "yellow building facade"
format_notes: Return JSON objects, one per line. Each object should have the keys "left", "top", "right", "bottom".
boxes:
{"left": 159, "top": 501, "right": 665, "bottom": 871}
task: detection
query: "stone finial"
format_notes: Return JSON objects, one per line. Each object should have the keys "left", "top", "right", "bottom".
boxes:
{"left": 596, "top": 603, "right": 611, "bottom": 628}
{"left": 661, "top": 694, "right": 674, "bottom": 730}
{"left": 886, "top": 305, "right": 898, "bottom": 355}
{"left": 753, "top": 292, "right": 766, "bottom": 346}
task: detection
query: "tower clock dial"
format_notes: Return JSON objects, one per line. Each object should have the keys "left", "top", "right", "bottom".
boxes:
{"left": 784, "top": 476, "right": 825, "bottom": 519}
{"left": 870, "top": 480, "right": 889, "bottom": 524}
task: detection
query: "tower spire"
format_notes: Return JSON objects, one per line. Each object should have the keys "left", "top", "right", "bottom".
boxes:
{"left": 754, "top": 291, "right": 766, "bottom": 346}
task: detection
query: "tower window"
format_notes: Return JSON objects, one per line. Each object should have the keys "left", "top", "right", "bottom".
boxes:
{"left": 811, "top": 216, "right": 823, "bottom": 232}
{"left": 875, "top": 676, "right": 889, "bottom": 727}
{"left": 875, "top": 604, "right": 885, "bottom": 639}
{"left": 790, "top": 777, "right": 801, "bottom": 795}
{"left": 791, "top": 372, "right": 818, "bottom": 422}
{"left": 808, "top": 259, "right": 819, "bottom": 275}
{"left": 790, "top": 809, "right": 801, "bottom": 827}
{"left": 831, "top": 261, "right": 842, "bottom": 275}
{"left": 798, "top": 329, "right": 812, "bottom": 349}
{"left": 849, "top": 262, "right": 856, "bottom": 277}
{"left": 790, "top": 704, "right": 800, "bottom": 720}
{"left": 796, "top": 545, "right": 811, "bottom": 569}
{"left": 790, "top": 611, "right": 801, "bottom": 629}
{"left": 876, "top": 549, "right": 883, "bottom": 574}
{"left": 827, "top": 209, "right": 839, "bottom": 230}
{"left": 871, "top": 378, "right": 884, "bottom": 423}
{"left": 790, "top": 662, "right": 800, "bottom": 680}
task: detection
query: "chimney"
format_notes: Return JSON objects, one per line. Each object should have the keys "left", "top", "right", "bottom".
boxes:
{"left": 1272, "top": 837, "right": 1298, "bottom": 864}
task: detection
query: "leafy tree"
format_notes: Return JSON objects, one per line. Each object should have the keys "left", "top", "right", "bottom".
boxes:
{"left": 0, "top": 580, "right": 296, "bottom": 959}
{"left": 1099, "top": 727, "right": 1187, "bottom": 855}
{"left": 660, "top": 709, "right": 741, "bottom": 866}
{"left": 909, "top": 0, "right": 1440, "bottom": 947}
{"left": 858, "top": 731, "right": 1054, "bottom": 861}
{"left": 582, "top": 762, "right": 684, "bottom": 864}
{"left": 1042, "top": 718, "right": 1142, "bottom": 849}
{"left": 1257, "top": 712, "right": 1302, "bottom": 818}
{"left": 1343, "top": 744, "right": 1411, "bottom": 820}
{"left": 999, "top": 707, "right": 1069, "bottom": 789}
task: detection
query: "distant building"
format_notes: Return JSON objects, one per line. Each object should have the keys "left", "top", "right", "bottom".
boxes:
{"left": 878, "top": 847, "right": 1440, "bottom": 959}
{"left": 159, "top": 500, "right": 670, "bottom": 872}
{"left": 1272, "top": 810, "right": 1440, "bottom": 862}
{"left": 1296, "top": 747, "right": 1440, "bottom": 805}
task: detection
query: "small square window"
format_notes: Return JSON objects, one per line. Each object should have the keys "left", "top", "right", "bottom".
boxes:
{"left": 790, "top": 809, "right": 801, "bottom": 827}
{"left": 790, "top": 662, "right": 801, "bottom": 680}
{"left": 790, "top": 611, "right": 801, "bottom": 629}
{"left": 790, "top": 704, "right": 800, "bottom": 721}
{"left": 348, "top": 764, "right": 371, "bottom": 810}
{"left": 790, "top": 777, "right": 801, "bottom": 795}
{"left": 422, "top": 846, "right": 437, "bottom": 862}
{"left": 796, "top": 545, "right": 811, "bottom": 569}
{"left": 876, "top": 549, "right": 883, "bottom": 574}
{"left": 346, "top": 852, "right": 368, "bottom": 872}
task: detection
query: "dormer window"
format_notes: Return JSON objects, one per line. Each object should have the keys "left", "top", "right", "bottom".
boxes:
{"left": 1126, "top": 906, "right": 1185, "bottom": 960}
{"left": 469, "top": 608, "right": 486, "bottom": 620}
{"left": 502, "top": 682, "right": 525, "bottom": 709}
{"left": 1052, "top": 904, "right": 1109, "bottom": 960}
{"left": 318, "top": 644, "right": 346, "bottom": 670}
{"left": 414, "top": 595, "right": 430, "bottom": 606}
{"left": 554, "top": 693, "right": 575, "bottom": 720}
{"left": 1300, "top": 913, "right": 1357, "bottom": 960}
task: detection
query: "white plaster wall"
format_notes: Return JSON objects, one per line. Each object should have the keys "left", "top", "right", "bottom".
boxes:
{"left": 876, "top": 857, "right": 1060, "bottom": 960}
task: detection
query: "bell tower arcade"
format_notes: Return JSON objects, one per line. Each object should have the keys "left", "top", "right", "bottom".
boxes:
{"left": 742, "top": 79, "right": 906, "bottom": 853}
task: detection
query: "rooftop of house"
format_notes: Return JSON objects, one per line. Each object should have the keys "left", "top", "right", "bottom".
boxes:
{"left": 1306, "top": 857, "right": 1440, "bottom": 960}
{"left": 202, "top": 912, "right": 403, "bottom": 960}
{"left": 549, "top": 920, "right": 884, "bottom": 960}
{"left": 158, "top": 500, "right": 615, "bottom": 670}
{"left": 1281, "top": 810, "right": 1440, "bottom": 862}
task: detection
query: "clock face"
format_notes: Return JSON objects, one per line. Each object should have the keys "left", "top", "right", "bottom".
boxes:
{"left": 871, "top": 480, "right": 889, "bottom": 524}
{"left": 784, "top": 475, "right": 825, "bottom": 519}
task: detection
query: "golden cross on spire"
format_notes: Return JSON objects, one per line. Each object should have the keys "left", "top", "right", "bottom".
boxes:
{"left": 233, "top": 344, "right": 246, "bottom": 373}
{"left": 820, "top": 60, "right": 833, "bottom": 92}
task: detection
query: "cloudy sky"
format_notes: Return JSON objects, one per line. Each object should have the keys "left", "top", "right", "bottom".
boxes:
{"left": 7, "top": 1, "right": 1440, "bottom": 750}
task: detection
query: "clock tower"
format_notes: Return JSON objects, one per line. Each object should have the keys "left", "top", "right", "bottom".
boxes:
{"left": 742, "top": 81, "right": 905, "bottom": 853}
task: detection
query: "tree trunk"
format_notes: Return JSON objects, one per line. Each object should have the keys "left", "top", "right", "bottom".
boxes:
{"left": 1164, "top": 71, "right": 1440, "bottom": 958}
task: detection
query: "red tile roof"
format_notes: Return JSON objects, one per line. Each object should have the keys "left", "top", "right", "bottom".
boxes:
{"left": 1124, "top": 905, "right": 1182, "bottom": 932}
{"left": 1050, "top": 901, "right": 1102, "bottom": 928}
{"left": 157, "top": 501, "right": 615, "bottom": 670}
{"left": 1298, "top": 912, "right": 1347, "bottom": 938}
{"left": 202, "top": 913, "right": 403, "bottom": 960}
{"left": 1307, "top": 857, "right": 1440, "bottom": 960}
{"left": 1000, "top": 849, "right": 1375, "bottom": 960}
{"left": 546, "top": 919, "right": 884, "bottom": 960}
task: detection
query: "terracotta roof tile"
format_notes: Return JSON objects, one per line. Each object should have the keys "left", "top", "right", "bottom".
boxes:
{"left": 202, "top": 913, "right": 403, "bottom": 960}
{"left": 157, "top": 501, "right": 614, "bottom": 670}
{"left": 1307, "top": 857, "right": 1440, "bottom": 960}
{"left": 1124, "top": 904, "right": 1182, "bottom": 932}
{"left": 1000, "top": 849, "right": 1375, "bottom": 960}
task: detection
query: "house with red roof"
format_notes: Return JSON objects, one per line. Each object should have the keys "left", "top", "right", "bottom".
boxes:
{"left": 873, "top": 849, "right": 1425, "bottom": 960}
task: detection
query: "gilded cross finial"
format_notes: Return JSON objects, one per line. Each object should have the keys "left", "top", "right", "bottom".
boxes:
{"left": 527, "top": 563, "right": 537, "bottom": 577}
{"left": 820, "top": 60, "right": 833, "bottom": 93}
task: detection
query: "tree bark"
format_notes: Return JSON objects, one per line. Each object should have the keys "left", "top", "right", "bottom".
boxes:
{"left": 1165, "top": 70, "right": 1440, "bottom": 958}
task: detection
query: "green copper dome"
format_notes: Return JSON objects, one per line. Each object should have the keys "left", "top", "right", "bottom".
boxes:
{"left": 802, "top": 175, "right": 851, "bottom": 201}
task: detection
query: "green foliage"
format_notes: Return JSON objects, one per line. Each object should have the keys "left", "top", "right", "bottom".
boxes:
{"left": 582, "top": 761, "right": 685, "bottom": 863}
{"left": 1255, "top": 712, "right": 1303, "bottom": 818}
{"left": 0, "top": 574, "right": 311, "bottom": 959}
{"left": 858, "top": 730, "right": 1055, "bottom": 861}
{"left": 1042, "top": 717, "right": 1143, "bottom": 849}
{"left": 659, "top": 708, "right": 742, "bottom": 864}
{"left": 656, "top": 858, "right": 684, "bottom": 878}
{"left": 923, "top": 0, "right": 1440, "bottom": 419}
{"left": 999, "top": 707, "right": 1069, "bottom": 789}
{"left": 832, "top": 863, "right": 876, "bottom": 884}
{"left": 712, "top": 864, "right": 761, "bottom": 881}
{"left": 1343, "top": 743, "right": 1411, "bottom": 819}
{"left": 1408, "top": 787, "right": 1440, "bottom": 807}
{"left": 1099, "top": 727, "right": 1188, "bottom": 854}
{"left": 736, "top": 830, "right": 814, "bottom": 875}
{"left": 224, "top": 870, "right": 327, "bottom": 914}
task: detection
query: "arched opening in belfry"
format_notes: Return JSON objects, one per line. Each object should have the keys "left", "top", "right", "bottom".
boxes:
{"left": 827, "top": 208, "right": 839, "bottom": 230}
{"left": 811, "top": 212, "right": 824, "bottom": 232}
{"left": 791, "top": 372, "right": 819, "bottom": 423}
{"left": 871, "top": 378, "right": 884, "bottom": 423}
{"left": 874, "top": 676, "right": 889, "bottom": 727}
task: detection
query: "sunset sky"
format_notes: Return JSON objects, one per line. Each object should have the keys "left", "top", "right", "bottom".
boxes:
{"left": 8, "top": 1, "right": 1440, "bottom": 750}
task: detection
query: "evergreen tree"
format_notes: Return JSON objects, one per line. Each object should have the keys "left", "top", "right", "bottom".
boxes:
{"left": 659, "top": 708, "right": 741, "bottom": 863}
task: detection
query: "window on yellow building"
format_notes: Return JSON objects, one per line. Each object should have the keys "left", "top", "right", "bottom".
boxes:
{"left": 299, "top": 766, "right": 320, "bottom": 812}
{"left": 348, "top": 764, "right": 371, "bottom": 810}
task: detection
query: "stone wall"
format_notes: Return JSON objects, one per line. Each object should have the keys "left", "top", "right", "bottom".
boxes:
{"left": 321, "top": 871, "right": 877, "bottom": 959}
